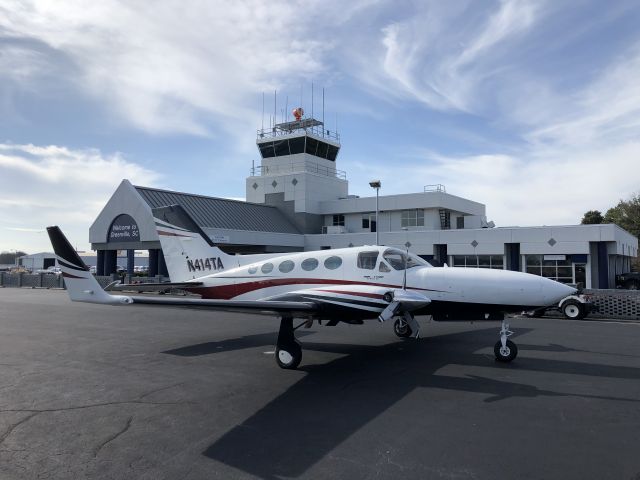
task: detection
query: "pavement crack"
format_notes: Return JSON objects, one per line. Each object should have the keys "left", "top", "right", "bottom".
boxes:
{"left": 138, "top": 382, "right": 185, "bottom": 400}
{"left": 0, "top": 399, "right": 188, "bottom": 415}
{"left": 93, "top": 415, "right": 133, "bottom": 457}
{"left": 0, "top": 411, "right": 40, "bottom": 446}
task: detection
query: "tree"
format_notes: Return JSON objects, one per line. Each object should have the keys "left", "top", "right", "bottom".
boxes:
{"left": 604, "top": 193, "right": 640, "bottom": 238}
{"left": 581, "top": 210, "right": 603, "bottom": 224}
{"left": 0, "top": 251, "right": 28, "bottom": 264}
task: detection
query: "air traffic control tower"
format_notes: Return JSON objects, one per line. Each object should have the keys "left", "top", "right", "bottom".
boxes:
{"left": 246, "top": 107, "right": 348, "bottom": 233}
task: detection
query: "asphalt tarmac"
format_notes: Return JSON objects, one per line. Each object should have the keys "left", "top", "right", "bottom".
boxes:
{"left": 0, "top": 288, "right": 639, "bottom": 480}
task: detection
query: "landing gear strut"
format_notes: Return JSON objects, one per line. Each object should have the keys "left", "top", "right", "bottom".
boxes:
{"left": 494, "top": 319, "right": 517, "bottom": 362}
{"left": 275, "top": 316, "right": 302, "bottom": 369}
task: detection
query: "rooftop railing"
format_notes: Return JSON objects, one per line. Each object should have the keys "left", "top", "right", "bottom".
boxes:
{"left": 424, "top": 184, "right": 446, "bottom": 193}
{"left": 251, "top": 160, "right": 346, "bottom": 180}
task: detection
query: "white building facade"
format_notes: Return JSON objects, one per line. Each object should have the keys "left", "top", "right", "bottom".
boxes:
{"left": 90, "top": 114, "right": 637, "bottom": 289}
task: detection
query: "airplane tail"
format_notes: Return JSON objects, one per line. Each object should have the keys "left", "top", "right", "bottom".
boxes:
{"left": 152, "top": 204, "right": 236, "bottom": 282}
{"left": 46, "top": 226, "right": 132, "bottom": 305}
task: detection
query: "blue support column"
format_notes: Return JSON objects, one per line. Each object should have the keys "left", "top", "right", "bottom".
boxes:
{"left": 597, "top": 242, "right": 609, "bottom": 289}
{"left": 148, "top": 249, "right": 158, "bottom": 277}
{"left": 104, "top": 250, "right": 117, "bottom": 276}
{"left": 127, "top": 249, "right": 135, "bottom": 277}
{"left": 96, "top": 250, "right": 105, "bottom": 276}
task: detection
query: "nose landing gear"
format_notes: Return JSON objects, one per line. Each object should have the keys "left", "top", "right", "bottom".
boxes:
{"left": 494, "top": 319, "right": 518, "bottom": 362}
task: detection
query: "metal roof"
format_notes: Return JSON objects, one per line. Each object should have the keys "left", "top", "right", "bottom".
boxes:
{"left": 134, "top": 186, "right": 300, "bottom": 234}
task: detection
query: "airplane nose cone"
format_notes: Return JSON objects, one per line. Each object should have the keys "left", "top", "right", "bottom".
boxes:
{"left": 540, "top": 277, "right": 577, "bottom": 304}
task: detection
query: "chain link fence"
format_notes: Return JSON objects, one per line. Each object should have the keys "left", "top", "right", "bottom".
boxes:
{"left": 583, "top": 289, "right": 640, "bottom": 320}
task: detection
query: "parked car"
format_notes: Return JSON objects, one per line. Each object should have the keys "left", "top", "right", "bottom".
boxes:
{"left": 524, "top": 294, "right": 595, "bottom": 320}
{"left": 616, "top": 272, "right": 640, "bottom": 290}
{"left": 38, "top": 266, "right": 62, "bottom": 275}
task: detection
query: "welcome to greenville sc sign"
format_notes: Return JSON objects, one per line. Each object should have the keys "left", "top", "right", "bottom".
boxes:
{"left": 108, "top": 214, "right": 140, "bottom": 243}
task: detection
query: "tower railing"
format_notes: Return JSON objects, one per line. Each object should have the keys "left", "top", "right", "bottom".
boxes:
{"left": 250, "top": 160, "right": 346, "bottom": 180}
{"left": 257, "top": 124, "right": 340, "bottom": 142}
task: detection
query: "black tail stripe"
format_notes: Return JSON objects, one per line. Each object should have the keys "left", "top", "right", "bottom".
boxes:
{"left": 58, "top": 259, "right": 88, "bottom": 272}
{"left": 46, "top": 227, "right": 88, "bottom": 270}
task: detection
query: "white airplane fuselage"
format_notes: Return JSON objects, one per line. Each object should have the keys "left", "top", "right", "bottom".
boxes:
{"left": 179, "top": 245, "right": 575, "bottom": 321}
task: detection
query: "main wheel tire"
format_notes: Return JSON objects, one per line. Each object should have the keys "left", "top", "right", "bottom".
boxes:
{"left": 393, "top": 318, "right": 413, "bottom": 338}
{"left": 275, "top": 343, "right": 302, "bottom": 369}
{"left": 562, "top": 299, "right": 585, "bottom": 319}
{"left": 494, "top": 339, "right": 518, "bottom": 362}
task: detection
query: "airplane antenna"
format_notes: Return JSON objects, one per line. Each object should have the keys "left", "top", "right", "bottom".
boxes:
{"left": 403, "top": 248, "right": 408, "bottom": 290}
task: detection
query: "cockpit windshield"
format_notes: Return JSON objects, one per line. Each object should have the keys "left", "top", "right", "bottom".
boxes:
{"left": 382, "top": 248, "right": 431, "bottom": 270}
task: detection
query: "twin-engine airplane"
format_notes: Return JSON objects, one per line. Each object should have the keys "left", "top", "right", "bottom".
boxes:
{"left": 47, "top": 205, "right": 575, "bottom": 369}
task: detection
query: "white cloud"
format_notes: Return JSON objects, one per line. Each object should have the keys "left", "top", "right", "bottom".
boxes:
{"left": 0, "top": 143, "right": 161, "bottom": 253}
{"left": 0, "top": 0, "right": 370, "bottom": 137}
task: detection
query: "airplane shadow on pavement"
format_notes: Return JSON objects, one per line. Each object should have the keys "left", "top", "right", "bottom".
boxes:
{"left": 168, "top": 326, "right": 640, "bottom": 479}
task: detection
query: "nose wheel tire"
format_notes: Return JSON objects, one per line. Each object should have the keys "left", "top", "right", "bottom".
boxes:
{"left": 393, "top": 318, "right": 413, "bottom": 338}
{"left": 494, "top": 339, "right": 518, "bottom": 362}
{"left": 562, "top": 300, "right": 586, "bottom": 320}
{"left": 276, "top": 342, "right": 302, "bottom": 369}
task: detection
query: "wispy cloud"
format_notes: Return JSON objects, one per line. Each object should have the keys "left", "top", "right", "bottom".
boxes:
{"left": 0, "top": 143, "right": 161, "bottom": 252}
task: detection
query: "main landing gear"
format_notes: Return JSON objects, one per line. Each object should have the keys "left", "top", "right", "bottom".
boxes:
{"left": 494, "top": 319, "right": 518, "bottom": 362}
{"left": 275, "top": 316, "right": 302, "bottom": 369}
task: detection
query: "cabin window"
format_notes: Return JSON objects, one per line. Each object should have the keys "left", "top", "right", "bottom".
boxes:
{"left": 278, "top": 260, "right": 295, "bottom": 273}
{"left": 248, "top": 266, "right": 258, "bottom": 274}
{"left": 324, "top": 256, "right": 342, "bottom": 270}
{"left": 383, "top": 248, "right": 428, "bottom": 270}
{"left": 357, "top": 251, "right": 379, "bottom": 270}
{"left": 301, "top": 258, "right": 319, "bottom": 271}
{"left": 401, "top": 209, "right": 424, "bottom": 227}
{"left": 261, "top": 263, "right": 274, "bottom": 274}
{"left": 379, "top": 262, "right": 391, "bottom": 273}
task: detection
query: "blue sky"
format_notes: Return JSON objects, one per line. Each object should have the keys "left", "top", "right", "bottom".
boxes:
{"left": 2, "top": 0, "right": 640, "bottom": 252}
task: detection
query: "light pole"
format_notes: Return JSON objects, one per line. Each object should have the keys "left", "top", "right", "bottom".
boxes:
{"left": 369, "top": 180, "right": 381, "bottom": 245}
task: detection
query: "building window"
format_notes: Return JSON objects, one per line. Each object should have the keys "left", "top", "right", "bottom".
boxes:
{"left": 401, "top": 209, "right": 424, "bottom": 227}
{"left": 452, "top": 255, "right": 504, "bottom": 269}
{"left": 525, "top": 255, "right": 573, "bottom": 284}
{"left": 362, "top": 215, "right": 369, "bottom": 229}
{"left": 456, "top": 217, "right": 464, "bottom": 229}
{"left": 332, "top": 214, "right": 345, "bottom": 226}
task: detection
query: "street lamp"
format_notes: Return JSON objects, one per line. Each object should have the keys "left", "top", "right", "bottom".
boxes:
{"left": 369, "top": 180, "right": 381, "bottom": 245}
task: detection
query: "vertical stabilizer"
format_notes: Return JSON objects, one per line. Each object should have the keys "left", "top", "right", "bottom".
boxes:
{"left": 46, "top": 226, "right": 132, "bottom": 305}
{"left": 153, "top": 205, "right": 236, "bottom": 281}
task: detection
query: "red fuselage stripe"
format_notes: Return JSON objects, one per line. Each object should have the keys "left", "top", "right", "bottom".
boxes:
{"left": 187, "top": 278, "right": 442, "bottom": 300}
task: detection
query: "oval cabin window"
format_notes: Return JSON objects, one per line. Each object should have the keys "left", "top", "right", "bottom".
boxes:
{"left": 301, "top": 258, "right": 319, "bottom": 271}
{"left": 261, "top": 263, "right": 274, "bottom": 274}
{"left": 324, "top": 256, "right": 342, "bottom": 270}
{"left": 279, "top": 260, "right": 295, "bottom": 273}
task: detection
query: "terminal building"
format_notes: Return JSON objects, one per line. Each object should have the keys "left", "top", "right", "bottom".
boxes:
{"left": 90, "top": 110, "right": 637, "bottom": 289}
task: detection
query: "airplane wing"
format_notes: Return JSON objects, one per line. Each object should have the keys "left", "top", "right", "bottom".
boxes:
{"left": 46, "top": 226, "right": 317, "bottom": 317}
{"left": 107, "top": 281, "right": 203, "bottom": 292}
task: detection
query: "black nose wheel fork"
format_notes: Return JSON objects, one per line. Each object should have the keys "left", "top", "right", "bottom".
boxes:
{"left": 275, "top": 316, "right": 303, "bottom": 369}
{"left": 494, "top": 319, "right": 518, "bottom": 362}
